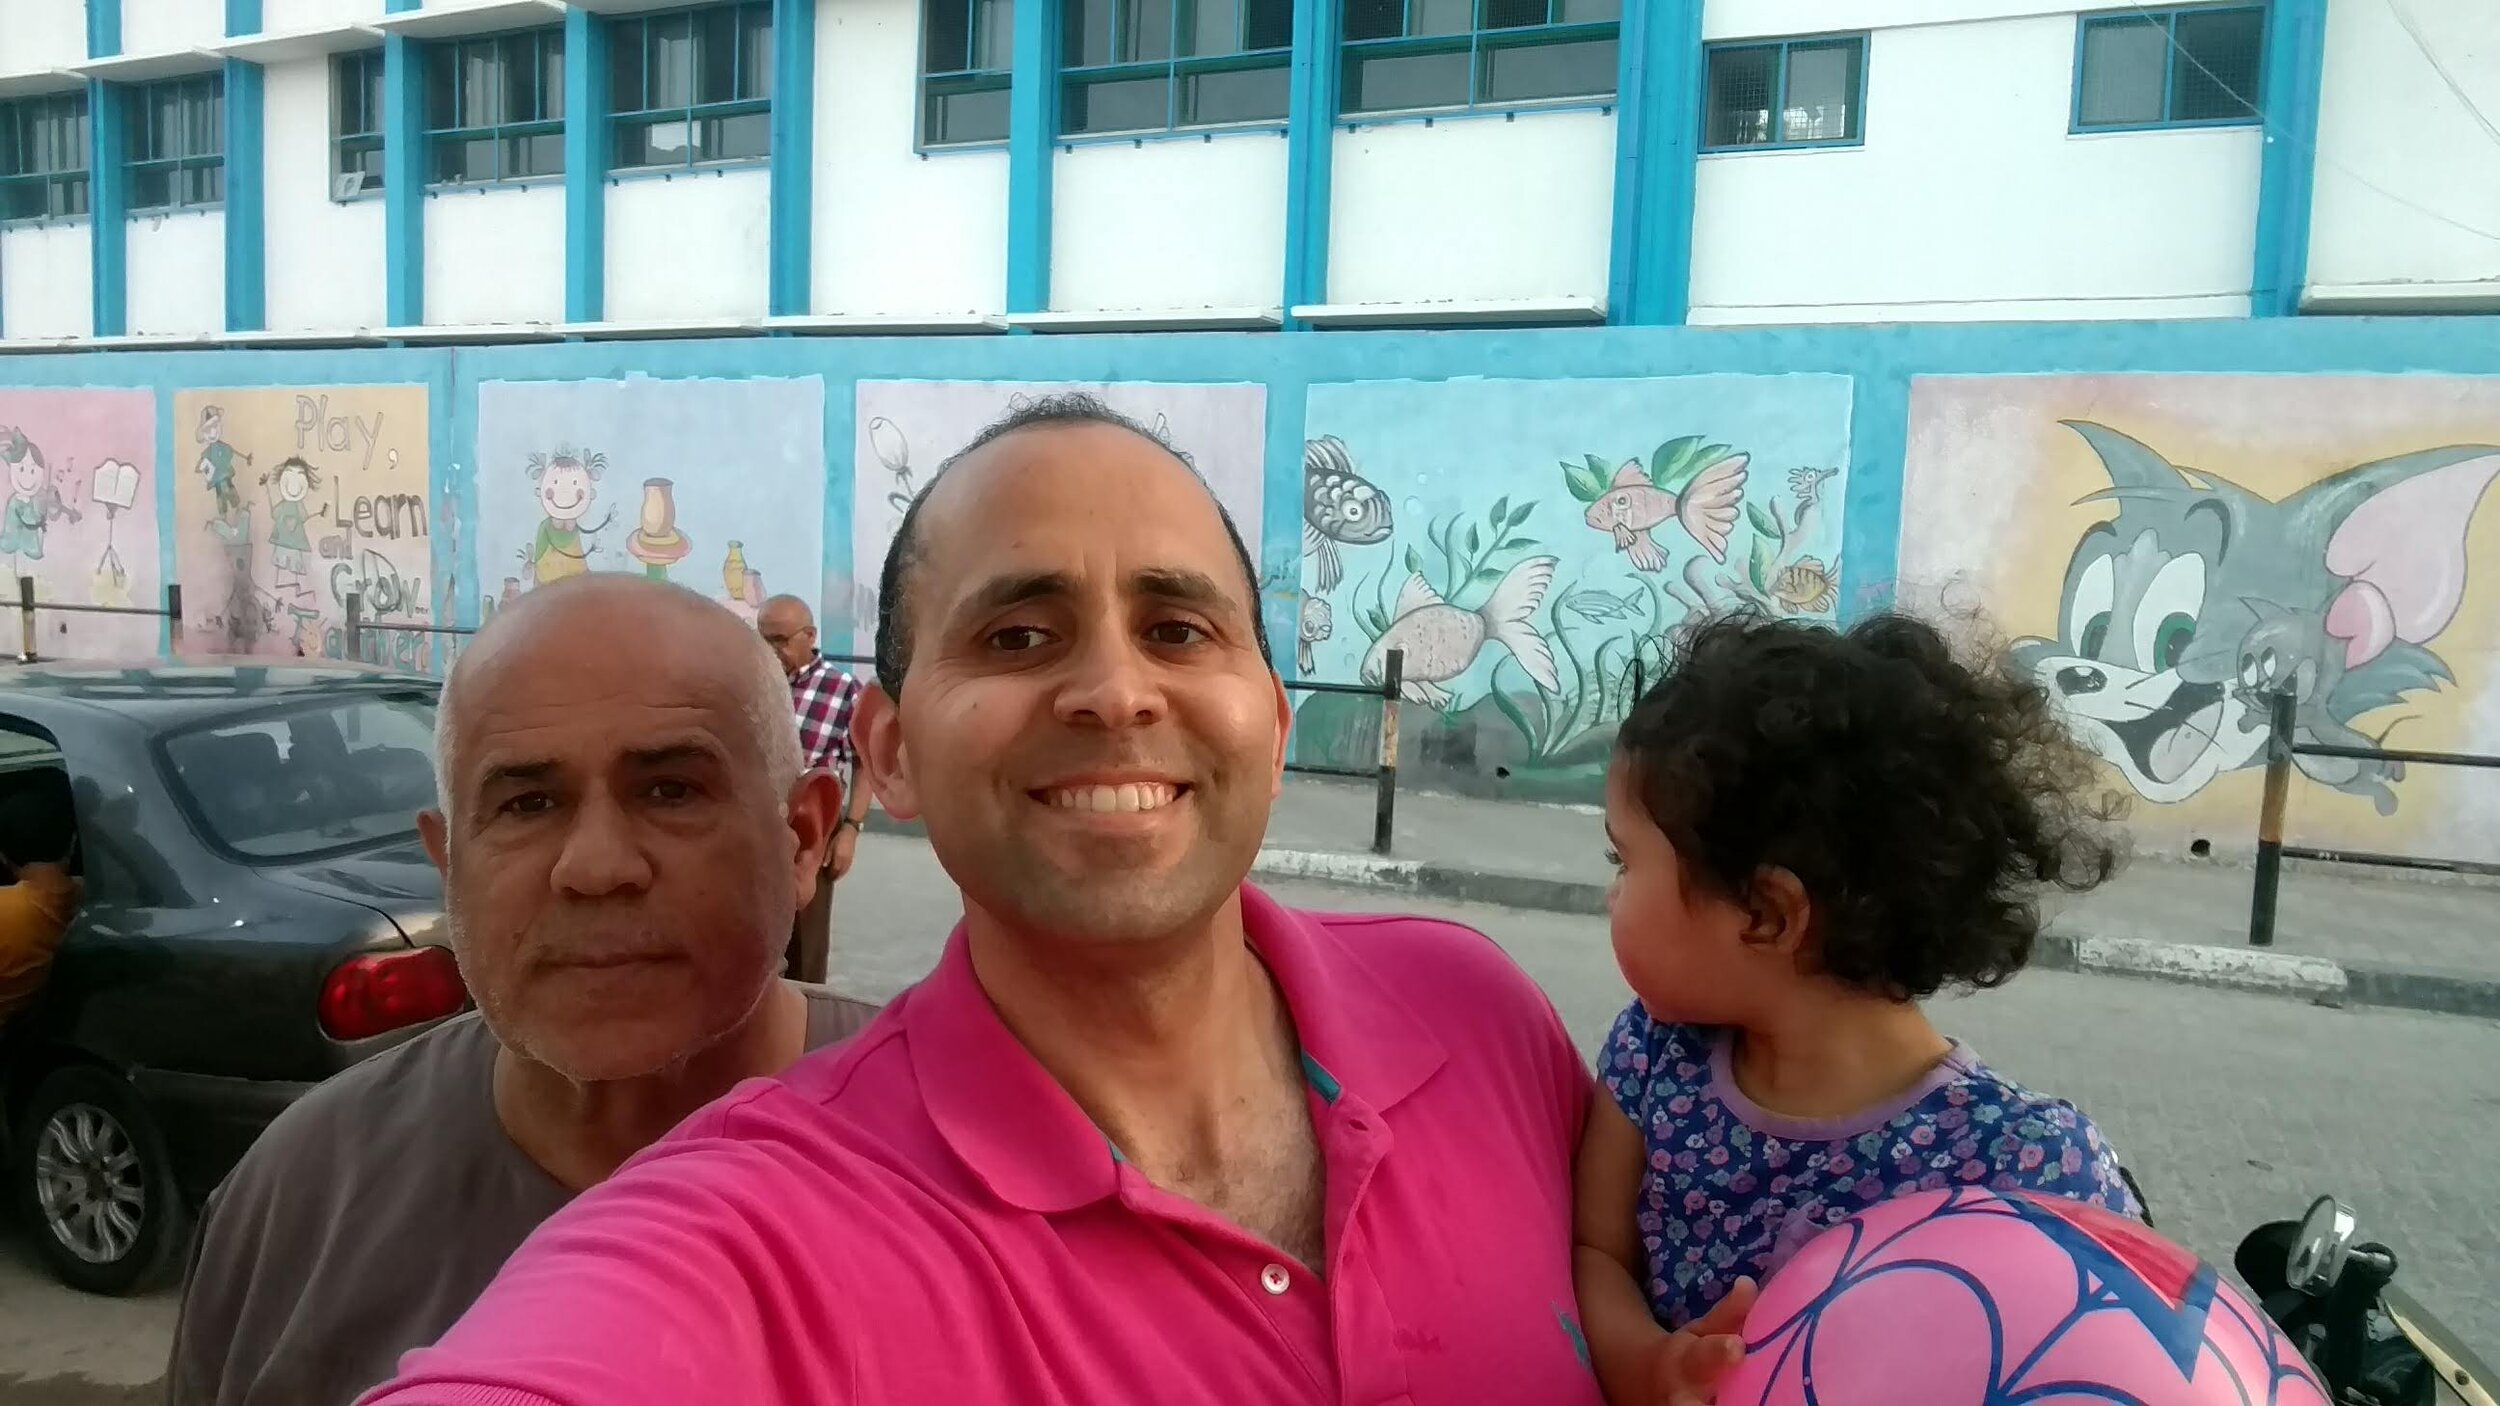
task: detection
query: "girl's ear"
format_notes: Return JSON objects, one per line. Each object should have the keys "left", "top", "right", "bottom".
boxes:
{"left": 1740, "top": 865, "right": 1814, "bottom": 959}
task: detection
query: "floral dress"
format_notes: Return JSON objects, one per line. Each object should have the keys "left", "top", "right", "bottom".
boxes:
{"left": 1599, "top": 1001, "right": 2140, "bottom": 1329}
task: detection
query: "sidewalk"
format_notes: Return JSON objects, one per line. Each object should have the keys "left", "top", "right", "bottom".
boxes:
{"left": 1253, "top": 778, "right": 2500, "bottom": 1019}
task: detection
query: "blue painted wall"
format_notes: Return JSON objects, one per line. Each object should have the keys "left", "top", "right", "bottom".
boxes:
{"left": 6, "top": 315, "right": 2499, "bottom": 799}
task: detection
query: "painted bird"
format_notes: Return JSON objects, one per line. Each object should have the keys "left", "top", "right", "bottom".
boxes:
{"left": 1302, "top": 436, "right": 1394, "bottom": 592}
{"left": 1360, "top": 557, "right": 1560, "bottom": 710}
{"left": 1582, "top": 454, "right": 1749, "bottom": 570}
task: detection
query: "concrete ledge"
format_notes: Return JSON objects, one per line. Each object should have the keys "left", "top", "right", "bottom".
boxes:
{"left": 1250, "top": 846, "right": 2499, "bottom": 1021}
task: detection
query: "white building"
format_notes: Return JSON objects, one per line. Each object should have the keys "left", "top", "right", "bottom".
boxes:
{"left": 0, "top": 0, "right": 2492, "bottom": 343}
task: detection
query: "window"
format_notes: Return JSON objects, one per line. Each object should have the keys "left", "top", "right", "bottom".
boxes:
{"left": 1701, "top": 34, "right": 1863, "bottom": 150}
{"left": 423, "top": 28, "right": 564, "bottom": 184}
{"left": 333, "top": 49, "right": 385, "bottom": 197}
{"left": 0, "top": 92, "right": 90, "bottom": 222}
{"left": 125, "top": 74, "right": 224, "bottom": 213}
{"left": 161, "top": 695, "right": 440, "bottom": 862}
{"left": 1338, "top": 0, "right": 1618, "bottom": 118}
{"left": 1059, "top": 0, "right": 1292, "bottom": 137}
{"left": 611, "top": 2, "right": 773, "bottom": 169}
{"left": 2075, "top": 5, "right": 2263, "bottom": 130}
{"left": 921, "top": 0, "right": 1014, "bottom": 146}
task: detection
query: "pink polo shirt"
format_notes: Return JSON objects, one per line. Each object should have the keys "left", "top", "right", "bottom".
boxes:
{"left": 359, "top": 885, "right": 1600, "bottom": 1406}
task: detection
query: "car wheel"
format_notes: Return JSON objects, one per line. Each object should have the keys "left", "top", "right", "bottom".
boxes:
{"left": 11, "top": 1064, "right": 191, "bottom": 1296}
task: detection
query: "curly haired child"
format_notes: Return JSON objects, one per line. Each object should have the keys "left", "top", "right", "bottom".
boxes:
{"left": 1574, "top": 611, "right": 2142, "bottom": 1406}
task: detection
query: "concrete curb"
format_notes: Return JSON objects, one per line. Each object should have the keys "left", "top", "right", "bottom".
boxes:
{"left": 1251, "top": 847, "right": 2500, "bottom": 1021}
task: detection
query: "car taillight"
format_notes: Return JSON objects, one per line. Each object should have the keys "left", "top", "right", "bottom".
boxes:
{"left": 318, "top": 946, "right": 468, "bottom": 1042}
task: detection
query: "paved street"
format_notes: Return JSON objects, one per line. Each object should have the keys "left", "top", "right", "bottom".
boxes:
{"left": 4, "top": 831, "right": 2494, "bottom": 1401}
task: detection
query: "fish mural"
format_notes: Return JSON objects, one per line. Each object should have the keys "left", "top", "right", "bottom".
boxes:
{"left": 1302, "top": 435, "right": 1394, "bottom": 592}
{"left": 1361, "top": 558, "right": 1561, "bottom": 710}
{"left": 2008, "top": 420, "right": 2500, "bottom": 815}
{"left": 1297, "top": 376, "right": 1854, "bottom": 800}
{"left": 1569, "top": 438, "right": 1749, "bottom": 570}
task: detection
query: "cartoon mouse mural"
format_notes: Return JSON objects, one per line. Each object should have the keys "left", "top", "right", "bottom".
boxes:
{"left": 2010, "top": 421, "right": 2500, "bottom": 815}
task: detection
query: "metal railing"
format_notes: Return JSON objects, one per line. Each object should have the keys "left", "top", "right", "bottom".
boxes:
{"left": 826, "top": 648, "right": 1410, "bottom": 857}
{"left": 343, "top": 593, "right": 478, "bottom": 673}
{"left": 2248, "top": 687, "right": 2500, "bottom": 946}
{"left": 11, "top": 575, "right": 184, "bottom": 663}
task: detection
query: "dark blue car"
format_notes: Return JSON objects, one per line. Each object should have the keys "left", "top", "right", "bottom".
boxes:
{"left": 0, "top": 661, "right": 467, "bottom": 1295}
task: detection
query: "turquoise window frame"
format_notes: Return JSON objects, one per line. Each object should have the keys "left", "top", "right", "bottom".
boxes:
{"left": 332, "top": 49, "right": 386, "bottom": 198}
{"left": 608, "top": 1, "right": 774, "bottom": 171}
{"left": 1335, "top": 0, "right": 1621, "bottom": 120}
{"left": 1057, "top": 0, "right": 1293, "bottom": 138}
{"left": 1698, "top": 32, "right": 1866, "bottom": 153}
{"left": 422, "top": 26, "right": 566, "bottom": 187}
{"left": 0, "top": 91, "right": 92, "bottom": 224}
{"left": 918, "top": 0, "right": 1015, "bottom": 150}
{"left": 2071, "top": 3, "right": 2266, "bottom": 133}
{"left": 124, "top": 73, "right": 226, "bottom": 215}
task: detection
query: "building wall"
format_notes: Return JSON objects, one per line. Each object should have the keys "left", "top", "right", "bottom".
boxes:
{"left": 811, "top": 0, "right": 1008, "bottom": 316}
{"left": 1690, "top": 15, "right": 2261, "bottom": 324}
{"left": 1051, "top": 136, "right": 1289, "bottom": 313}
{"left": 2308, "top": 0, "right": 2500, "bottom": 310}
{"left": 0, "top": 224, "right": 93, "bottom": 339}
{"left": 7, "top": 318, "right": 2494, "bottom": 858}
{"left": 264, "top": 55, "right": 387, "bottom": 332}
{"left": 606, "top": 169, "right": 772, "bottom": 322}
{"left": 1327, "top": 110, "right": 1616, "bottom": 307}
{"left": 426, "top": 185, "right": 566, "bottom": 326}
{"left": 126, "top": 210, "right": 226, "bottom": 335}
{"left": 0, "top": 0, "right": 88, "bottom": 69}
{"left": 261, "top": 0, "right": 388, "bottom": 31}
{"left": 121, "top": 0, "right": 230, "bottom": 53}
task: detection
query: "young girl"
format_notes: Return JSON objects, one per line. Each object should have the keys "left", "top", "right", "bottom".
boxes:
{"left": 1575, "top": 611, "right": 2141, "bottom": 1405}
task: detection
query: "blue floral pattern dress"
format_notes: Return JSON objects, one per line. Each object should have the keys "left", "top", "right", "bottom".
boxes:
{"left": 1600, "top": 1001, "right": 2141, "bottom": 1329}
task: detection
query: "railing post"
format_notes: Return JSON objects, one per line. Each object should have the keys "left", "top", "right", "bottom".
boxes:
{"left": 1372, "top": 648, "right": 1402, "bottom": 857}
{"left": 16, "top": 576, "right": 34, "bottom": 663}
{"left": 165, "top": 582, "right": 184, "bottom": 654}
{"left": 345, "top": 591, "right": 364, "bottom": 663}
{"left": 2249, "top": 687, "right": 2297, "bottom": 947}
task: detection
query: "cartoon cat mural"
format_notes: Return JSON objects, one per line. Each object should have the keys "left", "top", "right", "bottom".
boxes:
{"left": 2010, "top": 421, "right": 2500, "bottom": 815}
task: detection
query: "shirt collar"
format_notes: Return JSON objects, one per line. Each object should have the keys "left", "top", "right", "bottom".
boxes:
{"left": 908, "top": 883, "right": 1449, "bottom": 1215}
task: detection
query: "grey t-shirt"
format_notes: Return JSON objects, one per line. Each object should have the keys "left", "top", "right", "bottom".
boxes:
{"left": 165, "top": 985, "right": 879, "bottom": 1406}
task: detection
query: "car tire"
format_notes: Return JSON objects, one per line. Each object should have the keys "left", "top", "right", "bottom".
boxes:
{"left": 11, "top": 1064, "right": 191, "bottom": 1296}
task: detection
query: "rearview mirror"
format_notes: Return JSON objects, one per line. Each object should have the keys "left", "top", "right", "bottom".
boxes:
{"left": 2286, "top": 1195, "right": 2356, "bottom": 1296}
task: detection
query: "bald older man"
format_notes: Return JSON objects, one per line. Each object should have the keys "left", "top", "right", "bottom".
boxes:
{"left": 166, "top": 577, "right": 879, "bottom": 1406}
{"left": 757, "top": 593, "right": 872, "bottom": 981}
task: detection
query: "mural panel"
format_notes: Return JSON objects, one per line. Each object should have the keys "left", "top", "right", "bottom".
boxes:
{"left": 475, "top": 376, "right": 827, "bottom": 626}
{"left": 172, "top": 386, "right": 435, "bottom": 667}
{"left": 1298, "top": 376, "right": 1854, "bottom": 800}
{"left": 847, "top": 381, "right": 1268, "bottom": 650}
{"left": 0, "top": 390, "right": 160, "bottom": 660}
{"left": 1900, "top": 375, "right": 2500, "bottom": 854}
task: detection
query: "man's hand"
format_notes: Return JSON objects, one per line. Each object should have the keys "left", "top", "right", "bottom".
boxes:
{"left": 831, "top": 824, "right": 859, "bottom": 880}
{"left": 1644, "top": 1277, "right": 1755, "bottom": 1406}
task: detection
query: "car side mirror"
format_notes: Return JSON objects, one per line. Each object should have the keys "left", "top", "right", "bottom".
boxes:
{"left": 2286, "top": 1195, "right": 2356, "bottom": 1296}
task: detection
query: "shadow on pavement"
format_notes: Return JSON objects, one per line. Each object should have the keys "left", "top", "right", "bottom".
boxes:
{"left": 0, "top": 1375, "right": 161, "bottom": 1405}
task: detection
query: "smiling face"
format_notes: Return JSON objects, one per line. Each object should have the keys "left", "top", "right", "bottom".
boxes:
{"left": 854, "top": 422, "right": 1291, "bottom": 949}
{"left": 417, "top": 583, "right": 820, "bottom": 1082}
{"left": 6, "top": 456, "right": 37, "bottom": 496}
{"left": 2014, "top": 513, "right": 2265, "bottom": 802}
{"left": 276, "top": 463, "right": 310, "bottom": 502}
{"left": 539, "top": 460, "right": 594, "bottom": 524}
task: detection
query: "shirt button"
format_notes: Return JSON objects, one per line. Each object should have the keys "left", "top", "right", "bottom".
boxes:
{"left": 1260, "top": 1263, "right": 1292, "bottom": 1296}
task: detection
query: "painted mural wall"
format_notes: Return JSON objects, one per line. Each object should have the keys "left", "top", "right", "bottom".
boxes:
{"left": 0, "top": 390, "right": 160, "bottom": 659}
{"left": 846, "top": 381, "right": 1268, "bottom": 650}
{"left": 1295, "top": 376, "right": 1854, "bottom": 800}
{"left": 1899, "top": 375, "right": 2500, "bottom": 858}
{"left": 474, "top": 376, "right": 828, "bottom": 627}
{"left": 170, "top": 386, "right": 437, "bottom": 668}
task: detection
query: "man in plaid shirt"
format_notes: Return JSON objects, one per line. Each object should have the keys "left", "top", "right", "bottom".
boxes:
{"left": 759, "top": 597, "right": 871, "bottom": 981}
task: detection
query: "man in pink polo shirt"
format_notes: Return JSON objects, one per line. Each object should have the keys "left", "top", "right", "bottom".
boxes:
{"left": 362, "top": 394, "right": 1606, "bottom": 1405}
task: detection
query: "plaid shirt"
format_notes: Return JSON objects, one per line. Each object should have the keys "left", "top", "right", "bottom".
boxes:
{"left": 789, "top": 654, "right": 864, "bottom": 774}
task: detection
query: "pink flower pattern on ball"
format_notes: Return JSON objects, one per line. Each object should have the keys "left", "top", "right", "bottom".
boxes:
{"left": 1717, "top": 1187, "right": 2332, "bottom": 1406}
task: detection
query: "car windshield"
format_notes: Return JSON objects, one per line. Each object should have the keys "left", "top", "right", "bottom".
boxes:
{"left": 160, "top": 693, "right": 439, "bottom": 861}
